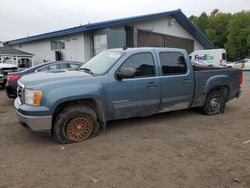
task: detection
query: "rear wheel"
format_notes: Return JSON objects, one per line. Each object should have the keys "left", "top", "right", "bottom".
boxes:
{"left": 200, "top": 90, "right": 225, "bottom": 115}
{"left": 53, "top": 105, "right": 100, "bottom": 144}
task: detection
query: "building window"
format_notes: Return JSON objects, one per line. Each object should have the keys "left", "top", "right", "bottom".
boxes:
{"left": 51, "top": 40, "right": 65, "bottom": 50}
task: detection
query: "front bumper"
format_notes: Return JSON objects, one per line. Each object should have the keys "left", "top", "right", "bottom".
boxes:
{"left": 14, "top": 98, "right": 52, "bottom": 133}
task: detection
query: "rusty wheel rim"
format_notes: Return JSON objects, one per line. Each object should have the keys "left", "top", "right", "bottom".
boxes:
{"left": 66, "top": 116, "right": 93, "bottom": 142}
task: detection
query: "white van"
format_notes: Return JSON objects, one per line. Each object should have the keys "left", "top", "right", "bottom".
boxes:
{"left": 189, "top": 49, "right": 227, "bottom": 66}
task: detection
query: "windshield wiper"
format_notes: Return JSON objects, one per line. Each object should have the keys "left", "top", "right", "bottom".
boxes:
{"left": 80, "top": 67, "right": 93, "bottom": 75}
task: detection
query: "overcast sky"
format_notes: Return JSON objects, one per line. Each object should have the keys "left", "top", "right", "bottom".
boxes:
{"left": 0, "top": 0, "right": 249, "bottom": 41}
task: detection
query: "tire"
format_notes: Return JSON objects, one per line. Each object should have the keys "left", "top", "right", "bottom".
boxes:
{"left": 200, "top": 90, "right": 225, "bottom": 115}
{"left": 0, "top": 81, "right": 6, "bottom": 89}
{"left": 53, "top": 105, "right": 100, "bottom": 144}
{"left": 2, "top": 80, "right": 6, "bottom": 89}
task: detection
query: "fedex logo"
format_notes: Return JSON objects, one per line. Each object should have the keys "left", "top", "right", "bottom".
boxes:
{"left": 195, "top": 54, "right": 214, "bottom": 61}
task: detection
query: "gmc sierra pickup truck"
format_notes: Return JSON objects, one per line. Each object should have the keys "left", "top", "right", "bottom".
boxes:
{"left": 14, "top": 48, "right": 242, "bottom": 144}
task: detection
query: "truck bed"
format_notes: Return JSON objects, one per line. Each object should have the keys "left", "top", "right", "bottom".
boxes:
{"left": 192, "top": 68, "right": 242, "bottom": 107}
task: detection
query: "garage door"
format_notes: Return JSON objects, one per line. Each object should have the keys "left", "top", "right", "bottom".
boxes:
{"left": 138, "top": 30, "right": 194, "bottom": 54}
{"left": 138, "top": 30, "right": 165, "bottom": 47}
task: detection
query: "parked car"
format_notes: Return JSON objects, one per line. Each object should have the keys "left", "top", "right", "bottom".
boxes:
{"left": 6, "top": 61, "right": 82, "bottom": 98}
{"left": 226, "top": 62, "right": 235, "bottom": 68}
{"left": 14, "top": 48, "right": 242, "bottom": 144}
{"left": 0, "top": 63, "right": 18, "bottom": 89}
{"left": 227, "top": 59, "right": 250, "bottom": 70}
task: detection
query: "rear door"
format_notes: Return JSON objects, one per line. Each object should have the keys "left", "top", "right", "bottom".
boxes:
{"left": 158, "top": 51, "right": 194, "bottom": 112}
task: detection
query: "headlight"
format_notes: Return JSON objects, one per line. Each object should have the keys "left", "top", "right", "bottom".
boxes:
{"left": 24, "top": 89, "right": 42, "bottom": 106}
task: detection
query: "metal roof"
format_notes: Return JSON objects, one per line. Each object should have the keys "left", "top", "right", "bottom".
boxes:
{"left": 5, "top": 9, "right": 213, "bottom": 48}
{"left": 0, "top": 46, "right": 33, "bottom": 56}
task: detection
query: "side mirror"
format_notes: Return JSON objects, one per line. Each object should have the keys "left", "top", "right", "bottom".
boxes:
{"left": 116, "top": 68, "right": 135, "bottom": 80}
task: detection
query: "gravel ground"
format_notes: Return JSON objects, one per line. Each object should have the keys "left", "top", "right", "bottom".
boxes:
{"left": 0, "top": 72, "right": 250, "bottom": 188}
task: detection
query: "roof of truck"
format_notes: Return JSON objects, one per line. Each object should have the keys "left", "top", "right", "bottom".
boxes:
{"left": 111, "top": 47, "right": 188, "bottom": 53}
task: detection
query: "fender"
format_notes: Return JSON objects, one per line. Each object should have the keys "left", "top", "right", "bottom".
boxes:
{"left": 44, "top": 84, "right": 107, "bottom": 121}
{"left": 204, "top": 75, "right": 232, "bottom": 93}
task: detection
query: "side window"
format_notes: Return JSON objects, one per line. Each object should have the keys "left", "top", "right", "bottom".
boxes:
{"left": 68, "top": 64, "right": 80, "bottom": 69}
{"left": 37, "top": 66, "right": 49, "bottom": 72}
{"left": 48, "top": 64, "right": 58, "bottom": 70}
{"left": 120, "top": 53, "right": 155, "bottom": 78}
{"left": 58, "top": 64, "right": 68, "bottom": 69}
{"left": 222, "top": 53, "right": 226, "bottom": 60}
{"left": 159, "top": 52, "right": 187, "bottom": 75}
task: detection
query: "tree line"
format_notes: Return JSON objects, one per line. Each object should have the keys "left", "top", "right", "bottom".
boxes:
{"left": 189, "top": 9, "right": 250, "bottom": 61}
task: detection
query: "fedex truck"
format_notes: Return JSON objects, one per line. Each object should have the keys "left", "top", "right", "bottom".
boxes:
{"left": 189, "top": 49, "right": 227, "bottom": 66}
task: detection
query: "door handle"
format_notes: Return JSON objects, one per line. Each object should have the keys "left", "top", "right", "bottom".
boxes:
{"left": 146, "top": 82, "right": 159, "bottom": 88}
{"left": 182, "top": 79, "right": 192, "bottom": 83}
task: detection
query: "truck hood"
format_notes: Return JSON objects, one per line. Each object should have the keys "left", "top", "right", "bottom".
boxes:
{"left": 19, "top": 70, "right": 92, "bottom": 87}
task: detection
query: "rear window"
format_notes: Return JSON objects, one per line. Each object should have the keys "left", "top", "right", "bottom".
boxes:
{"left": 159, "top": 52, "right": 187, "bottom": 75}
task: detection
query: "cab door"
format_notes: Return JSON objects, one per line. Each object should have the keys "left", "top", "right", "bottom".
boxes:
{"left": 158, "top": 51, "right": 194, "bottom": 112}
{"left": 107, "top": 52, "right": 160, "bottom": 120}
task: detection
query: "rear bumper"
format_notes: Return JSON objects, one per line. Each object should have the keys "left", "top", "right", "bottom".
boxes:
{"left": 236, "top": 90, "right": 242, "bottom": 98}
{"left": 0, "top": 76, "right": 4, "bottom": 84}
{"left": 14, "top": 98, "right": 52, "bottom": 133}
{"left": 5, "top": 83, "right": 17, "bottom": 98}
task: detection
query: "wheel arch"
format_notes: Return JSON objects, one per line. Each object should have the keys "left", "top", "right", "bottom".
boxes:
{"left": 208, "top": 85, "right": 230, "bottom": 101}
{"left": 52, "top": 98, "right": 105, "bottom": 130}
{"left": 204, "top": 75, "right": 232, "bottom": 101}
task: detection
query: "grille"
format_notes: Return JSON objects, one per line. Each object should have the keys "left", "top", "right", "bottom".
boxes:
{"left": 17, "top": 83, "right": 24, "bottom": 103}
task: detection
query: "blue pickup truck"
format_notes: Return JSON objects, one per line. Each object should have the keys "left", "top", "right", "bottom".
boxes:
{"left": 14, "top": 48, "right": 242, "bottom": 144}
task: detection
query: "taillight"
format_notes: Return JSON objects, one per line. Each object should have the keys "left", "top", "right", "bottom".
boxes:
{"left": 240, "top": 73, "right": 243, "bottom": 85}
{"left": 7, "top": 75, "right": 20, "bottom": 82}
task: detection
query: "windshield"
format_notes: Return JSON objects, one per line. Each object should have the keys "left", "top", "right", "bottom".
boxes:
{"left": 81, "top": 51, "right": 124, "bottom": 75}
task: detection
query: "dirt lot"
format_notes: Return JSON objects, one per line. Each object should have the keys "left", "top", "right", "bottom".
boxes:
{"left": 0, "top": 73, "right": 250, "bottom": 188}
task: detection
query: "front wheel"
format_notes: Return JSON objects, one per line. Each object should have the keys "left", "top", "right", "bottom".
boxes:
{"left": 53, "top": 105, "right": 100, "bottom": 144}
{"left": 200, "top": 90, "right": 225, "bottom": 115}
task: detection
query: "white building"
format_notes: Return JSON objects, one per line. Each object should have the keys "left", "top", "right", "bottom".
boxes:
{"left": 0, "top": 41, "right": 33, "bottom": 68}
{"left": 5, "top": 9, "right": 213, "bottom": 65}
